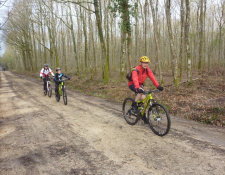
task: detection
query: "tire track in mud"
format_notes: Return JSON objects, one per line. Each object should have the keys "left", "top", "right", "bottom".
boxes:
{"left": 1, "top": 72, "right": 225, "bottom": 175}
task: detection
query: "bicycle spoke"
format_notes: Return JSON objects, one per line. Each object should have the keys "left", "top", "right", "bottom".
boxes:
{"left": 63, "top": 88, "right": 67, "bottom": 105}
{"left": 148, "top": 103, "right": 171, "bottom": 136}
{"left": 123, "top": 98, "right": 139, "bottom": 125}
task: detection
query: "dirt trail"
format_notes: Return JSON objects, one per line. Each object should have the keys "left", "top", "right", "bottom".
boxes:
{"left": 0, "top": 71, "right": 225, "bottom": 175}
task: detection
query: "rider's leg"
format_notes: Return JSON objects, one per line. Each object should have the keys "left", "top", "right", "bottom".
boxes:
{"left": 134, "top": 85, "right": 145, "bottom": 102}
{"left": 134, "top": 91, "right": 148, "bottom": 123}
{"left": 135, "top": 93, "right": 146, "bottom": 102}
{"left": 129, "top": 84, "right": 144, "bottom": 113}
{"left": 135, "top": 94, "right": 140, "bottom": 102}
{"left": 43, "top": 77, "right": 47, "bottom": 90}
{"left": 140, "top": 94, "right": 149, "bottom": 123}
{"left": 55, "top": 83, "right": 59, "bottom": 96}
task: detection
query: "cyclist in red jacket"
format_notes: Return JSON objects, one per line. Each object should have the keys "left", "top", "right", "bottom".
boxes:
{"left": 128, "top": 56, "right": 163, "bottom": 123}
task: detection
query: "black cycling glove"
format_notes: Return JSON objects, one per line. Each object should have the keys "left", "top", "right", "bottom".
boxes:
{"left": 136, "top": 88, "right": 144, "bottom": 94}
{"left": 157, "top": 85, "right": 164, "bottom": 91}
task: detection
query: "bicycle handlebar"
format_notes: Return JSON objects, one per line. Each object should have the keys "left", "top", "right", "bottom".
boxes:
{"left": 144, "top": 89, "right": 160, "bottom": 94}
{"left": 42, "top": 77, "right": 54, "bottom": 79}
{"left": 58, "top": 78, "right": 69, "bottom": 82}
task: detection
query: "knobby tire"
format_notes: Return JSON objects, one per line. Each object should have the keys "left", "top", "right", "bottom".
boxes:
{"left": 48, "top": 83, "right": 52, "bottom": 97}
{"left": 147, "top": 102, "right": 171, "bottom": 136}
{"left": 63, "top": 87, "right": 67, "bottom": 105}
{"left": 123, "top": 98, "right": 139, "bottom": 125}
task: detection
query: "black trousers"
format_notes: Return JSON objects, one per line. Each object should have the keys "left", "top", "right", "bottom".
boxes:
{"left": 55, "top": 82, "right": 60, "bottom": 96}
{"left": 43, "top": 77, "right": 50, "bottom": 90}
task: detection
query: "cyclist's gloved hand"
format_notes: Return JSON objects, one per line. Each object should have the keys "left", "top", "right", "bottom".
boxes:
{"left": 136, "top": 88, "right": 144, "bottom": 94}
{"left": 157, "top": 85, "right": 164, "bottom": 91}
{"left": 68, "top": 77, "right": 70, "bottom": 80}
{"left": 40, "top": 76, "right": 42, "bottom": 79}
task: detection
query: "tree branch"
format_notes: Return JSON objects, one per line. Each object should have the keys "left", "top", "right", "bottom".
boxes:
{"left": 52, "top": 0, "right": 95, "bottom": 13}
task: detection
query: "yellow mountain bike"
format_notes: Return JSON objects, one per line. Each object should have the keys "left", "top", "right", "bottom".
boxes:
{"left": 56, "top": 79, "right": 69, "bottom": 105}
{"left": 123, "top": 90, "right": 171, "bottom": 136}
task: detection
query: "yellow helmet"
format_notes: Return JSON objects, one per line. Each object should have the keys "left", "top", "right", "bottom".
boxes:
{"left": 140, "top": 56, "right": 150, "bottom": 63}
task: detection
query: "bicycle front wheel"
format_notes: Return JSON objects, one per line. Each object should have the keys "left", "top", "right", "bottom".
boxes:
{"left": 123, "top": 98, "right": 139, "bottom": 125}
{"left": 63, "top": 88, "right": 67, "bottom": 105}
{"left": 147, "top": 102, "right": 171, "bottom": 136}
{"left": 48, "top": 84, "right": 52, "bottom": 97}
{"left": 44, "top": 87, "right": 47, "bottom": 96}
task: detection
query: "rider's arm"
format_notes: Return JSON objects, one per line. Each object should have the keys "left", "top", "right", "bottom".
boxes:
{"left": 147, "top": 67, "right": 159, "bottom": 88}
{"left": 40, "top": 68, "right": 44, "bottom": 77}
{"left": 62, "top": 74, "right": 69, "bottom": 79}
{"left": 49, "top": 68, "right": 54, "bottom": 76}
{"left": 53, "top": 73, "right": 58, "bottom": 82}
{"left": 62, "top": 74, "right": 67, "bottom": 78}
{"left": 131, "top": 70, "right": 140, "bottom": 90}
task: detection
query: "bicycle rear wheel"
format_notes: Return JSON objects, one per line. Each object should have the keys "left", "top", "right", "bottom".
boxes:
{"left": 123, "top": 98, "right": 139, "bottom": 125}
{"left": 48, "top": 83, "right": 52, "bottom": 97}
{"left": 147, "top": 102, "right": 171, "bottom": 136}
{"left": 63, "top": 88, "right": 67, "bottom": 105}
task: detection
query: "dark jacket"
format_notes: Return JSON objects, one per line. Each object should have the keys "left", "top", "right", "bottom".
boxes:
{"left": 54, "top": 73, "right": 69, "bottom": 83}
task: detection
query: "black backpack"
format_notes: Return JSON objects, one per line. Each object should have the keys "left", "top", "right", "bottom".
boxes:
{"left": 126, "top": 67, "right": 139, "bottom": 81}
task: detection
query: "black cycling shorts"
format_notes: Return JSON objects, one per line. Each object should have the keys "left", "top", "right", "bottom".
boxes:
{"left": 129, "top": 84, "right": 136, "bottom": 92}
{"left": 129, "top": 84, "right": 144, "bottom": 93}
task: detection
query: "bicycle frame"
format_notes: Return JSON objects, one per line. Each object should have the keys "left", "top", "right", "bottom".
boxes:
{"left": 137, "top": 92, "right": 156, "bottom": 116}
{"left": 58, "top": 81, "right": 64, "bottom": 96}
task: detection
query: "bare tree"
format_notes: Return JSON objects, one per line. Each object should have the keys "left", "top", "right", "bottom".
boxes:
{"left": 179, "top": 0, "right": 185, "bottom": 81}
{"left": 185, "top": 0, "right": 192, "bottom": 84}
{"left": 149, "top": 0, "right": 163, "bottom": 84}
{"left": 165, "top": 0, "right": 178, "bottom": 86}
{"left": 198, "top": 0, "right": 204, "bottom": 75}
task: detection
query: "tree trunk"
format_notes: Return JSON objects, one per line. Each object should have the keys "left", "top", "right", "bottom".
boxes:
{"left": 144, "top": 0, "right": 148, "bottom": 55}
{"left": 120, "top": 29, "right": 126, "bottom": 79}
{"left": 185, "top": 0, "right": 192, "bottom": 84}
{"left": 106, "top": 0, "right": 110, "bottom": 77}
{"left": 198, "top": 0, "right": 204, "bottom": 76}
{"left": 135, "top": 1, "right": 139, "bottom": 60}
{"left": 122, "top": 1, "right": 132, "bottom": 70}
{"left": 69, "top": 4, "right": 79, "bottom": 75}
{"left": 31, "top": 22, "right": 38, "bottom": 72}
{"left": 80, "top": 6, "right": 88, "bottom": 73}
{"left": 88, "top": 4, "right": 97, "bottom": 76}
{"left": 165, "top": 0, "right": 179, "bottom": 86}
{"left": 149, "top": 0, "right": 163, "bottom": 84}
{"left": 93, "top": 0, "right": 109, "bottom": 84}
{"left": 179, "top": 0, "right": 185, "bottom": 81}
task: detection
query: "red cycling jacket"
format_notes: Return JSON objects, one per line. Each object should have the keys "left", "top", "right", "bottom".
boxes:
{"left": 128, "top": 65, "right": 159, "bottom": 89}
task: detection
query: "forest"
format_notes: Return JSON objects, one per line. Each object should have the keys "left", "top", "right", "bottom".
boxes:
{"left": 0, "top": 0, "right": 225, "bottom": 125}
{"left": 1, "top": 0, "right": 225, "bottom": 84}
